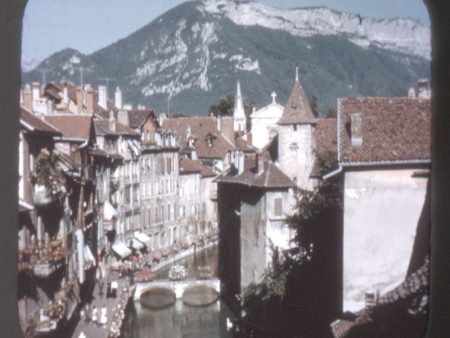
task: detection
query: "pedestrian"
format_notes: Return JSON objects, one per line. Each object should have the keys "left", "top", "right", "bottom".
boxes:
{"left": 100, "top": 304, "right": 108, "bottom": 328}
{"left": 99, "top": 278, "right": 104, "bottom": 297}
{"left": 92, "top": 305, "right": 98, "bottom": 324}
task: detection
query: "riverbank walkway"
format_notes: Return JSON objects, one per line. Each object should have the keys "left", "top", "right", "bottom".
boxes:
{"left": 71, "top": 239, "right": 218, "bottom": 338}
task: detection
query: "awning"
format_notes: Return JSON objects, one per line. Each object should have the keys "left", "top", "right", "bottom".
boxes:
{"left": 131, "top": 238, "right": 145, "bottom": 250}
{"left": 112, "top": 241, "right": 132, "bottom": 258}
{"left": 134, "top": 231, "right": 151, "bottom": 245}
{"left": 103, "top": 201, "right": 118, "bottom": 221}
{"left": 84, "top": 245, "right": 96, "bottom": 267}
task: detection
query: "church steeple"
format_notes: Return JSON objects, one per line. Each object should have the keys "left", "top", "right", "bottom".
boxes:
{"left": 278, "top": 67, "right": 315, "bottom": 125}
{"left": 233, "top": 80, "right": 246, "bottom": 132}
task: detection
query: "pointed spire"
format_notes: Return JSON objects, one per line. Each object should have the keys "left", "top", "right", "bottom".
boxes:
{"left": 233, "top": 80, "right": 245, "bottom": 120}
{"left": 278, "top": 68, "right": 315, "bottom": 125}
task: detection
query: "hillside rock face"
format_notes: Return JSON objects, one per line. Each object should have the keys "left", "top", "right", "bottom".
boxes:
{"left": 23, "top": 0, "right": 430, "bottom": 116}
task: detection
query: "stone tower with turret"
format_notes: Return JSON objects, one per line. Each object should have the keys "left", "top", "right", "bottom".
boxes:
{"left": 277, "top": 68, "right": 316, "bottom": 191}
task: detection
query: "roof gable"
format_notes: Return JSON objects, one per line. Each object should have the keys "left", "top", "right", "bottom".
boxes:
{"left": 43, "top": 114, "right": 94, "bottom": 141}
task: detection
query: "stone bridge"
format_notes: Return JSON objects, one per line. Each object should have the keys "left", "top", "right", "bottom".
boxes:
{"left": 133, "top": 278, "right": 221, "bottom": 300}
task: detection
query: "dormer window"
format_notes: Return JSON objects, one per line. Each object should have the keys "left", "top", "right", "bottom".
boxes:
{"left": 351, "top": 113, "right": 363, "bottom": 147}
{"left": 207, "top": 138, "right": 213, "bottom": 147}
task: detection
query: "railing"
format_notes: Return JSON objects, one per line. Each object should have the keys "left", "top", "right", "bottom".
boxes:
{"left": 18, "top": 240, "right": 65, "bottom": 277}
{"left": 33, "top": 185, "right": 63, "bottom": 206}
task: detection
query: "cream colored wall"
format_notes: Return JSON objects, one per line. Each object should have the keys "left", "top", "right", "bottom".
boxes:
{"left": 343, "top": 168, "right": 428, "bottom": 311}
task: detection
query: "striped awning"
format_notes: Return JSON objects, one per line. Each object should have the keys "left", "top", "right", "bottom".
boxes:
{"left": 112, "top": 241, "right": 132, "bottom": 258}
{"left": 134, "top": 231, "right": 151, "bottom": 245}
{"left": 131, "top": 238, "right": 145, "bottom": 250}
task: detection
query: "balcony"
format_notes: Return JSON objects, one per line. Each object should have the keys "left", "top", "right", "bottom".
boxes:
{"left": 33, "top": 184, "right": 64, "bottom": 206}
{"left": 19, "top": 240, "right": 65, "bottom": 278}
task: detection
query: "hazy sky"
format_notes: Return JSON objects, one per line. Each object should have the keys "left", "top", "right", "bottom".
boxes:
{"left": 22, "top": 0, "right": 429, "bottom": 63}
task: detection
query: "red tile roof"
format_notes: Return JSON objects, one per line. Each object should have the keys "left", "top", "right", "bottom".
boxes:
{"left": 180, "top": 158, "right": 215, "bottom": 177}
{"left": 94, "top": 120, "right": 140, "bottom": 137}
{"left": 20, "top": 107, "right": 62, "bottom": 135}
{"left": 338, "top": 97, "right": 431, "bottom": 165}
{"left": 162, "top": 117, "right": 234, "bottom": 159}
{"left": 43, "top": 114, "right": 94, "bottom": 141}
{"left": 278, "top": 79, "right": 315, "bottom": 125}
{"left": 220, "top": 161, "right": 296, "bottom": 189}
{"left": 311, "top": 117, "right": 337, "bottom": 177}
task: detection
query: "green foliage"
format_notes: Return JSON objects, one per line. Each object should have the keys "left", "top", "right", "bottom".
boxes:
{"left": 240, "top": 178, "right": 343, "bottom": 337}
{"left": 32, "top": 148, "right": 65, "bottom": 198}
{"left": 310, "top": 95, "right": 319, "bottom": 117}
{"left": 208, "top": 95, "right": 234, "bottom": 116}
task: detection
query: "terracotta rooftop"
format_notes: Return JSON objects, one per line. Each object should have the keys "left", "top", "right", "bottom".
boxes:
{"left": 338, "top": 97, "right": 431, "bottom": 165}
{"left": 180, "top": 158, "right": 215, "bottom": 177}
{"left": 278, "top": 78, "right": 315, "bottom": 125}
{"left": 43, "top": 114, "right": 93, "bottom": 141}
{"left": 162, "top": 116, "right": 234, "bottom": 159}
{"left": 219, "top": 161, "right": 296, "bottom": 189}
{"left": 20, "top": 107, "right": 62, "bottom": 135}
{"left": 94, "top": 120, "right": 140, "bottom": 137}
{"left": 311, "top": 117, "right": 337, "bottom": 177}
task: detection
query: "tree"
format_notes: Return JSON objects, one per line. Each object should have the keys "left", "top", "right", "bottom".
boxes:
{"left": 310, "top": 95, "right": 319, "bottom": 117}
{"left": 237, "top": 167, "right": 343, "bottom": 338}
{"left": 208, "top": 95, "right": 235, "bottom": 116}
{"left": 327, "top": 108, "right": 337, "bottom": 118}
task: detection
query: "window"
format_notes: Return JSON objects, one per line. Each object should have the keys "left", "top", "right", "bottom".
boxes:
{"left": 274, "top": 198, "right": 283, "bottom": 217}
{"left": 293, "top": 124, "right": 297, "bottom": 131}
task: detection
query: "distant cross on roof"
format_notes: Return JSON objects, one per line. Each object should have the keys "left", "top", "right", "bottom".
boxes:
{"left": 271, "top": 92, "right": 277, "bottom": 103}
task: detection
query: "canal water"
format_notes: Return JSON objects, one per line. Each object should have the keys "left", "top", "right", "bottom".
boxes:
{"left": 121, "top": 244, "right": 235, "bottom": 338}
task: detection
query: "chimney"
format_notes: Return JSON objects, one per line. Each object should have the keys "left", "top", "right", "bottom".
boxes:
{"left": 31, "top": 82, "right": 40, "bottom": 103}
{"left": 76, "top": 87, "right": 83, "bottom": 113}
{"left": 221, "top": 116, "right": 235, "bottom": 146}
{"left": 418, "top": 79, "right": 431, "bottom": 98}
{"left": 123, "top": 103, "right": 133, "bottom": 110}
{"left": 216, "top": 115, "right": 222, "bottom": 132}
{"left": 46, "top": 100, "right": 53, "bottom": 114}
{"left": 63, "top": 86, "right": 69, "bottom": 103}
{"left": 109, "top": 111, "right": 116, "bottom": 132}
{"left": 159, "top": 112, "right": 167, "bottom": 126}
{"left": 117, "top": 109, "right": 129, "bottom": 127}
{"left": 114, "top": 87, "right": 123, "bottom": 109}
{"left": 257, "top": 153, "right": 265, "bottom": 174}
{"left": 98, "top": 85, "right": 107, "bottom": 109}
{"left": 23, "top": 84, "right": 33, "bottom": 111}
{"left": 351, "top": 113, "right": 363, "bottom": 147}
{"left": 408, "top": 88, "right": 416, "bottom": 98}
{"left": 85, "top": 84, "right": 95, "bottom": 114}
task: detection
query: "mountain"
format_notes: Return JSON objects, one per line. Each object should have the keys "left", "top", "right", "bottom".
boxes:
{"left": 22, "top": 0, "right": 430, "bottom": 116}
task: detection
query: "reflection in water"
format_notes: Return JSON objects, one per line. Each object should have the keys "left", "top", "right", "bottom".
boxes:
{"left": 121, "top": 245, "right": 235, "bottom": 338}
{"left": 122, "top": 300, "right": 234, "bottom": 338}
